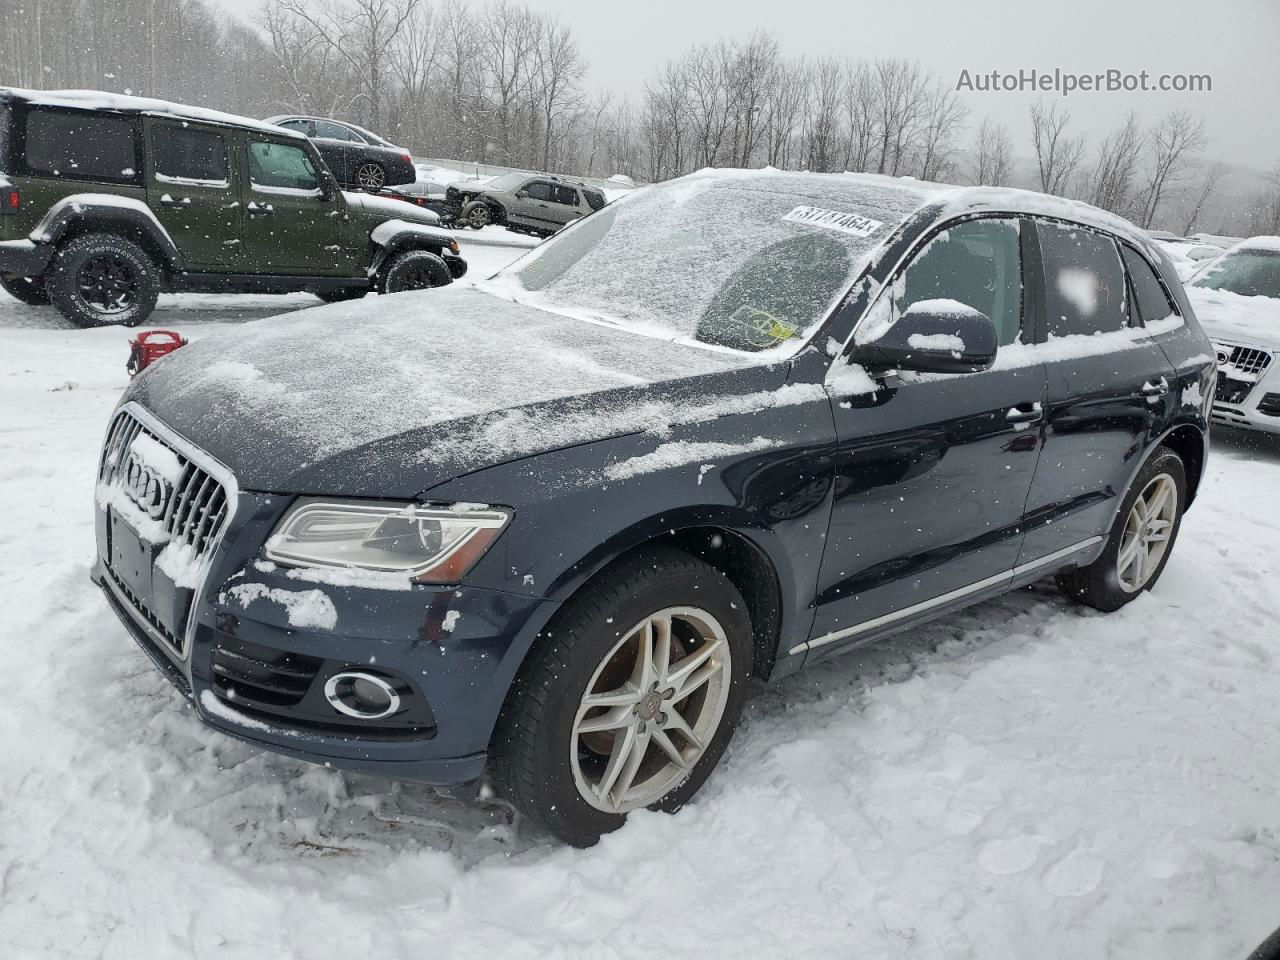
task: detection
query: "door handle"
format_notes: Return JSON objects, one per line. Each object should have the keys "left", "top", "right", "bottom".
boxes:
{"left": 159, "top": 195, "right": 191, "bottom": 207}
{"left": 1141, "top": 377, "right": 1170, "bottom": 398}
{"left": 247, "top": 202, "right": 275, "bottom": 216}
{"left": 1005, "top": 402, "right": 1043, "bottom": 424}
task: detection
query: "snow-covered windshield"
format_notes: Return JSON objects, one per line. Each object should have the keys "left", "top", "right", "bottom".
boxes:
{"left": 1193, "top": 248, "right": 1280, "bottom": 301}
{"left": 484, "top": 172, "right": 924, "bottom": 354}
{"left": 486, "top": 173, "right": 528, "bottom": 193}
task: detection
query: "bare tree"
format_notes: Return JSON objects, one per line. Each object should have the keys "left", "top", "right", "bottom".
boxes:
{"left": 803, "top": 58, "right": 843, "bottom": 172}
{"left": 1084, "top": 112, "right": 1145, "bottom": 215}
{"left": 972, "top": 118, "right": 1014, "bottom": 186}
{"left": 1178, "top": 161, "right": 1227, "bottom": 236}
{"left": 1030, "top": 100, "right": 1086, "bottom": 196}
{"left": 872, "top": 59, "right": 927, "bottom": 175}
{"left": 1136, "top": 110, "right": 1207, "bottom": 229}
{"left": 912, "top": 81, "right": 967, "bottom": 181}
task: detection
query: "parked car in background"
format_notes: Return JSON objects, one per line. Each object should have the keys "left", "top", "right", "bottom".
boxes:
{"left": 0, "top": 88, "right": 464, "bottom": 326}
{"left": 1185, "top": 237, "right": 1280, "bottom": 435}
{"left": 91, "top": 169, "right": 1211, "bottom": 845}
{"left": 446, "top": 172, "right": 607, "bottom": 236}
{"left": 264, "top": 115, "right": 415, "bottom": 191}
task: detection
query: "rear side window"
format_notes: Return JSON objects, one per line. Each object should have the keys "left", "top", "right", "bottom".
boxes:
{"left": 24, "top": 108, "right": 138, "bottom": 183}
{"left": 247, "top": 140, "right": 319, "bottom": 192}
{"left": 1121, "top": 246, "right": 1177, "bottom": 325}
{"left": 583, "top": 189, "right": 606, "bottom": 211}
{"left": 552, "top": 185, "right": 578, "bottom": 206}
{"left": 314, "top": 121, "right": 359, "bottom": 142}
{"left": 894, "top": 218, "right": 1024, "bottom": 347}
{"left": 1038, "top": 222, "right": 1128, "bottom": 338}
{"left": 153, "top": 126, "right": 228, "bottom": 184}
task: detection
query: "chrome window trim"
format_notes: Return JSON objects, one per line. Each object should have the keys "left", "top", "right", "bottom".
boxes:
{"left": 789, "top": 536, "right": 1103, "bottom": 657}
{"left": 104, "top": 401, "right": 240, "bottom": 663}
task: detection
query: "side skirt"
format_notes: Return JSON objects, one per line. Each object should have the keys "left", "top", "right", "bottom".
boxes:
{"left": 166, "top": 272, "right": 369, "bottom": 295}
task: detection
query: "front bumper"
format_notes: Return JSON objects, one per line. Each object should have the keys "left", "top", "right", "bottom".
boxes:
{"left": 1211, "top": 346, "right": 1280, "bottom": 435}
{"left": 0, "top": 238, "right": 53, "bottom": 277}
{"left": 94, "top": 463, "right": 557, "bottom": 785}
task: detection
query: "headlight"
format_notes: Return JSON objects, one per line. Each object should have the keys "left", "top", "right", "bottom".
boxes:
{"left": 264, "top": 500, "right": 510, "bottom": 583}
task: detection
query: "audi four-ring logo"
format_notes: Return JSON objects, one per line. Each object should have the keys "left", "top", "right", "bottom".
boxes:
{"left": 122, "top": 452, "right": 174, "bottom": 519}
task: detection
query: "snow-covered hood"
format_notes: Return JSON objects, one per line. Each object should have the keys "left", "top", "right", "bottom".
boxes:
{"left": 1185, "top": 286, "right": 1280, "bottom": 351}
{"left": 341, "top": 190, "right": 440, "bottom": 226}
{"left": 125, "top": 287, "right": 771, "bottom": 497}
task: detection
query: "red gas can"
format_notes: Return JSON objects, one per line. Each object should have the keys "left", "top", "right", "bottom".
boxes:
{"left": 127, "top": 330, "right": 188, "bottom": 377}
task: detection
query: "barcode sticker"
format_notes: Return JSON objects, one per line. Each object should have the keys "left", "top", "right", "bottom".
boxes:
{"left": 783, "top": 205, "right": 883, "bottom": 238}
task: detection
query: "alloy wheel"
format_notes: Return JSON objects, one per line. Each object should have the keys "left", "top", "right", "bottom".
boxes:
{"left": 356, "top": 163, "right": 386, "bottom": 190}
{"left": 570, "top": 606, "right": 732, "bottom": 814}
{"left": 1117, "top": 473, "right": 1177, "bottom": 592}
{"left": 76, "top": 255, "right": 138, "bottom": 315}
{"left": 467, "top": 204, "right": 491, "bottom": 228}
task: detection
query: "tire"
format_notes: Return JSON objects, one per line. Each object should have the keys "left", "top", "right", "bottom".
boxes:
{"left": 315, "top": 287, "right": 369, "bottom": 304}
{"left": 0, "top": 275, "right": 51, "bottom": 305}
{"left": 45, "top": 233, "right": 161, "bottom": 328}
{"left": 1056, "top": 446, "right": 1187, "bottom": 612}
{"left": 461, "top": 200, "right": 493, "bottom": 230}
{"left": 490, "top": 546, "right": 752, "bottom": 846}
{"left": 355, "top": 162, "right": 386, "bottom": 191}
{"left": 381, "top": 250, "right": 452, "bottom": 294}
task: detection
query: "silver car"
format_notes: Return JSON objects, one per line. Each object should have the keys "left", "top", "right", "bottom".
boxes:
{"left": 446, "top": 173, "right": 607, "bottom": 236}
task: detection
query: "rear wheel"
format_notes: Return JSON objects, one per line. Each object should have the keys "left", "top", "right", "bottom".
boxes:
{"left": 491, "top": 547, "right": 752, "bottom": 846}
{"left": 0, "top": 275, "right": 51, "bottom": 305}
{"left": 1056, "top": 447, "right": 1187, "bottom": 612}
{"left": 355, "top": 162, "right": 386, "bottom": 191}
{"left": 46, "top": 233, "right": 160, "bottom": 328}
{"left": 381, "top": 250, "right": 452, "bottom": 294}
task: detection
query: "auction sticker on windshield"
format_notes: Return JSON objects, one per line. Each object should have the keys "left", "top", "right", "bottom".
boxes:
{"left": 783, "top": 205, "right": 883, "bottom": 238}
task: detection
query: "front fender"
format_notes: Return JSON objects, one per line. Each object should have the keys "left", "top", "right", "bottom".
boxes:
{"left": 30, "top": 194, "right": 182, "bottom": 269}
{"left": 368, "top": 220, "right": 459, "bottom": 275}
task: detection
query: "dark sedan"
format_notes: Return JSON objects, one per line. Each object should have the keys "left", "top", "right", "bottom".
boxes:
{"left": 91, "top": 170, "right": 1212, "bottom": 846}
{"left": 264, "top": 115, "right": 415, "bottom": 190}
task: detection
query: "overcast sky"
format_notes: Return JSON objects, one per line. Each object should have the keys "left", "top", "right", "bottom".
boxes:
{"left": 217, "top": 0, "right": 1280, "bottom": 171}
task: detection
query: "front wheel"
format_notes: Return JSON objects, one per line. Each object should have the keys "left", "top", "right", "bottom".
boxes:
{"left": 381, "top": 250, "right": 452, "bottom": 294}
{"left": 45, "top": 233, "right": 161, "bottom": 328}
{"left": 1056, "top": 446, "right": 1187, "bottom": 612}
{"left": 461, "top": 200, "right": 493, "bottom": 229}
{"left": 491, "top": 547, "right": 752, "bottom": 846}
{"left": 0, "top": 275, "right": 51, "bottom": 305}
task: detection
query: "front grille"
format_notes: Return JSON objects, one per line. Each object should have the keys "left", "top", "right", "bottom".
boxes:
{"left": 1220, "top": 345, "right": 1273, "bottom": 379}
{"left": 211, "top": 637, "right": 323, "bottom": 707}
{"left": 101, "top": 410, "right": 230, "bottom": 559}
{"left": 1259, "top": 393, "right": 1280, "bottom": 417}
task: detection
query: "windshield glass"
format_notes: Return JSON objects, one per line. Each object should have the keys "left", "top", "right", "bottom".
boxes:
{"left": 1192, "top": 248, "right": 1280, "bottom": 299}
{"left": 481, "top": 173, "right": 924, "bottom": 354}
{"left": 485, "top": 173, "right": 529, "bottom": 193}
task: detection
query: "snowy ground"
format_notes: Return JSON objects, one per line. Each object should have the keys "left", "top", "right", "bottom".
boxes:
{"left": 2, "top": 239, "right": 1280, "bottom": 958}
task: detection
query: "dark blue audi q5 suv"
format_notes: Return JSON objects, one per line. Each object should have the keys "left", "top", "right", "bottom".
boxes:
{"left": 92, "top": 169, "right": 1213, "bottom": 844}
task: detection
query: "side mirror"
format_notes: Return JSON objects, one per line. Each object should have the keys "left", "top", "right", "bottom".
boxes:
{"left": 318, "top": 170, "right": 337, "bottom": 199}
{"left": 851, "top": 300, "right": 998, "bottom": 374}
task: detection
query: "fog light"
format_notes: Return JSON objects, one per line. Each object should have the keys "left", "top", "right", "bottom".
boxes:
{"left": 324, "top": 671, "right": 402, "bottom": 720}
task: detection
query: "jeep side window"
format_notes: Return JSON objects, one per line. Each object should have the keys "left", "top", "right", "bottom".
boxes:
{"left": 154, "top": 127, "right": 229, "bottom": 185}
{"left": 1121, "top": 245, "right": 1178, "bottom": 326}
{"left": 524, "top": 181, "right": 554, "bottom": 202}
{"left": 247, "top": 140, "right": 319, "bottom": 192}
{"left": 894, "top": 218, "right": 1023, "bottom": 347}
{"left": 24, "top": 108, "right": 139, "bottom": 183}
{"left": 1038, "top": 221, "right": 1129, "bottom": 338}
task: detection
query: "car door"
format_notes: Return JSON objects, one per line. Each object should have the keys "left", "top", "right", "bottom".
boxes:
{"left": 311, "top": 120, "right": 357, "bottom": 183}
{"left": 237, "top": 133, "right": 343, "bottom": 274}
{"left": 807, "top": 217, "right": 1048, "bottom": 657}
{"left": 144, "top": 118, "right": 241, "bottom": 271}
{"left": 550, "top": 184, "right": 586, "bottom": 228}
{"left": 515, "top": 180, "right": 559, "bottom": 230}
{"left": 1016, "top": 219, "right": 1177, "bottom": 565}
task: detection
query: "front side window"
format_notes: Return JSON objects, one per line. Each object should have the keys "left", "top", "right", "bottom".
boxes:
{"left": 153, "top": 126, "right": 228, "bottom": 184}
{"left": 1192, "top": 248, "right": 1280, "bottom": 300}
{"left": 247, "top": 140, "right": 319, "bottom": 192}
{"left": 525, "top": 181, "right": 554, "bottom": 202}
{"left": 1121, "top": 246, "right": 1177, "bottom": 325}
{"left": 894, "top": 219, "right": 1023, "bottom": 347}
{"left": 279, "top": 119, "right": 314, "bottom": 136}
{"left": 1038, "top": 221, "right": 1128, "bottom": 337}
{"left": 24, "top": 108, "right": 138, "bottom": 182}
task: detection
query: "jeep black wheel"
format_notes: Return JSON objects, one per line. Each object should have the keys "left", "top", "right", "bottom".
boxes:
{"left": 46, "top": 233, "right": 160, "bottom": 328}
{"left": 355, "top": 162, "right": 386, "bottom": 191}
{"left": 382, "top": 250, "right": 452, "bottom": 294}
{"left": 0, "top": 275, "right": 51, "bottom": 306}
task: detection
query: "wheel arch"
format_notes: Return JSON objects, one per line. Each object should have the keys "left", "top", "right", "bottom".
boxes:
{"left": 1159, "top": 423, "right": 1207, "bottom": 508}
{"left": 368, "top": 225, "right": 457, "bottom": 278}
{"left": 34, "top": 198, "right": 182, "bottom": 276}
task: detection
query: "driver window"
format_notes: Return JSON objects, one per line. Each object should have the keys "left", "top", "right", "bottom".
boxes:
{"left": 895, "top": 219, "right": 1023, "bottom": 347}
{"left": 247, "top": 140, "right": 319, "bottom": 191}
{"left": 525, "top": 181, "right": 554, "bottom": 202}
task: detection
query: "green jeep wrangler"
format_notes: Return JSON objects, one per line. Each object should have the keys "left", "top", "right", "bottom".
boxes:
{"left": 0, "top": 88, "right": 465, "bottom": 327}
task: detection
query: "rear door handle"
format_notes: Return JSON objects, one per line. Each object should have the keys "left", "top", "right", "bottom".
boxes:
{"left": 1141, "top": 377, "right": 1170, "bottom": 398}
{"left": 159, "top": 195, "right": 191, "bottom": 207}
{"left": 1005, "top": 402, "right": 1043, "bottom": 424}
{"left": 247, "top": 202, "right": 275, "bottom": 217}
